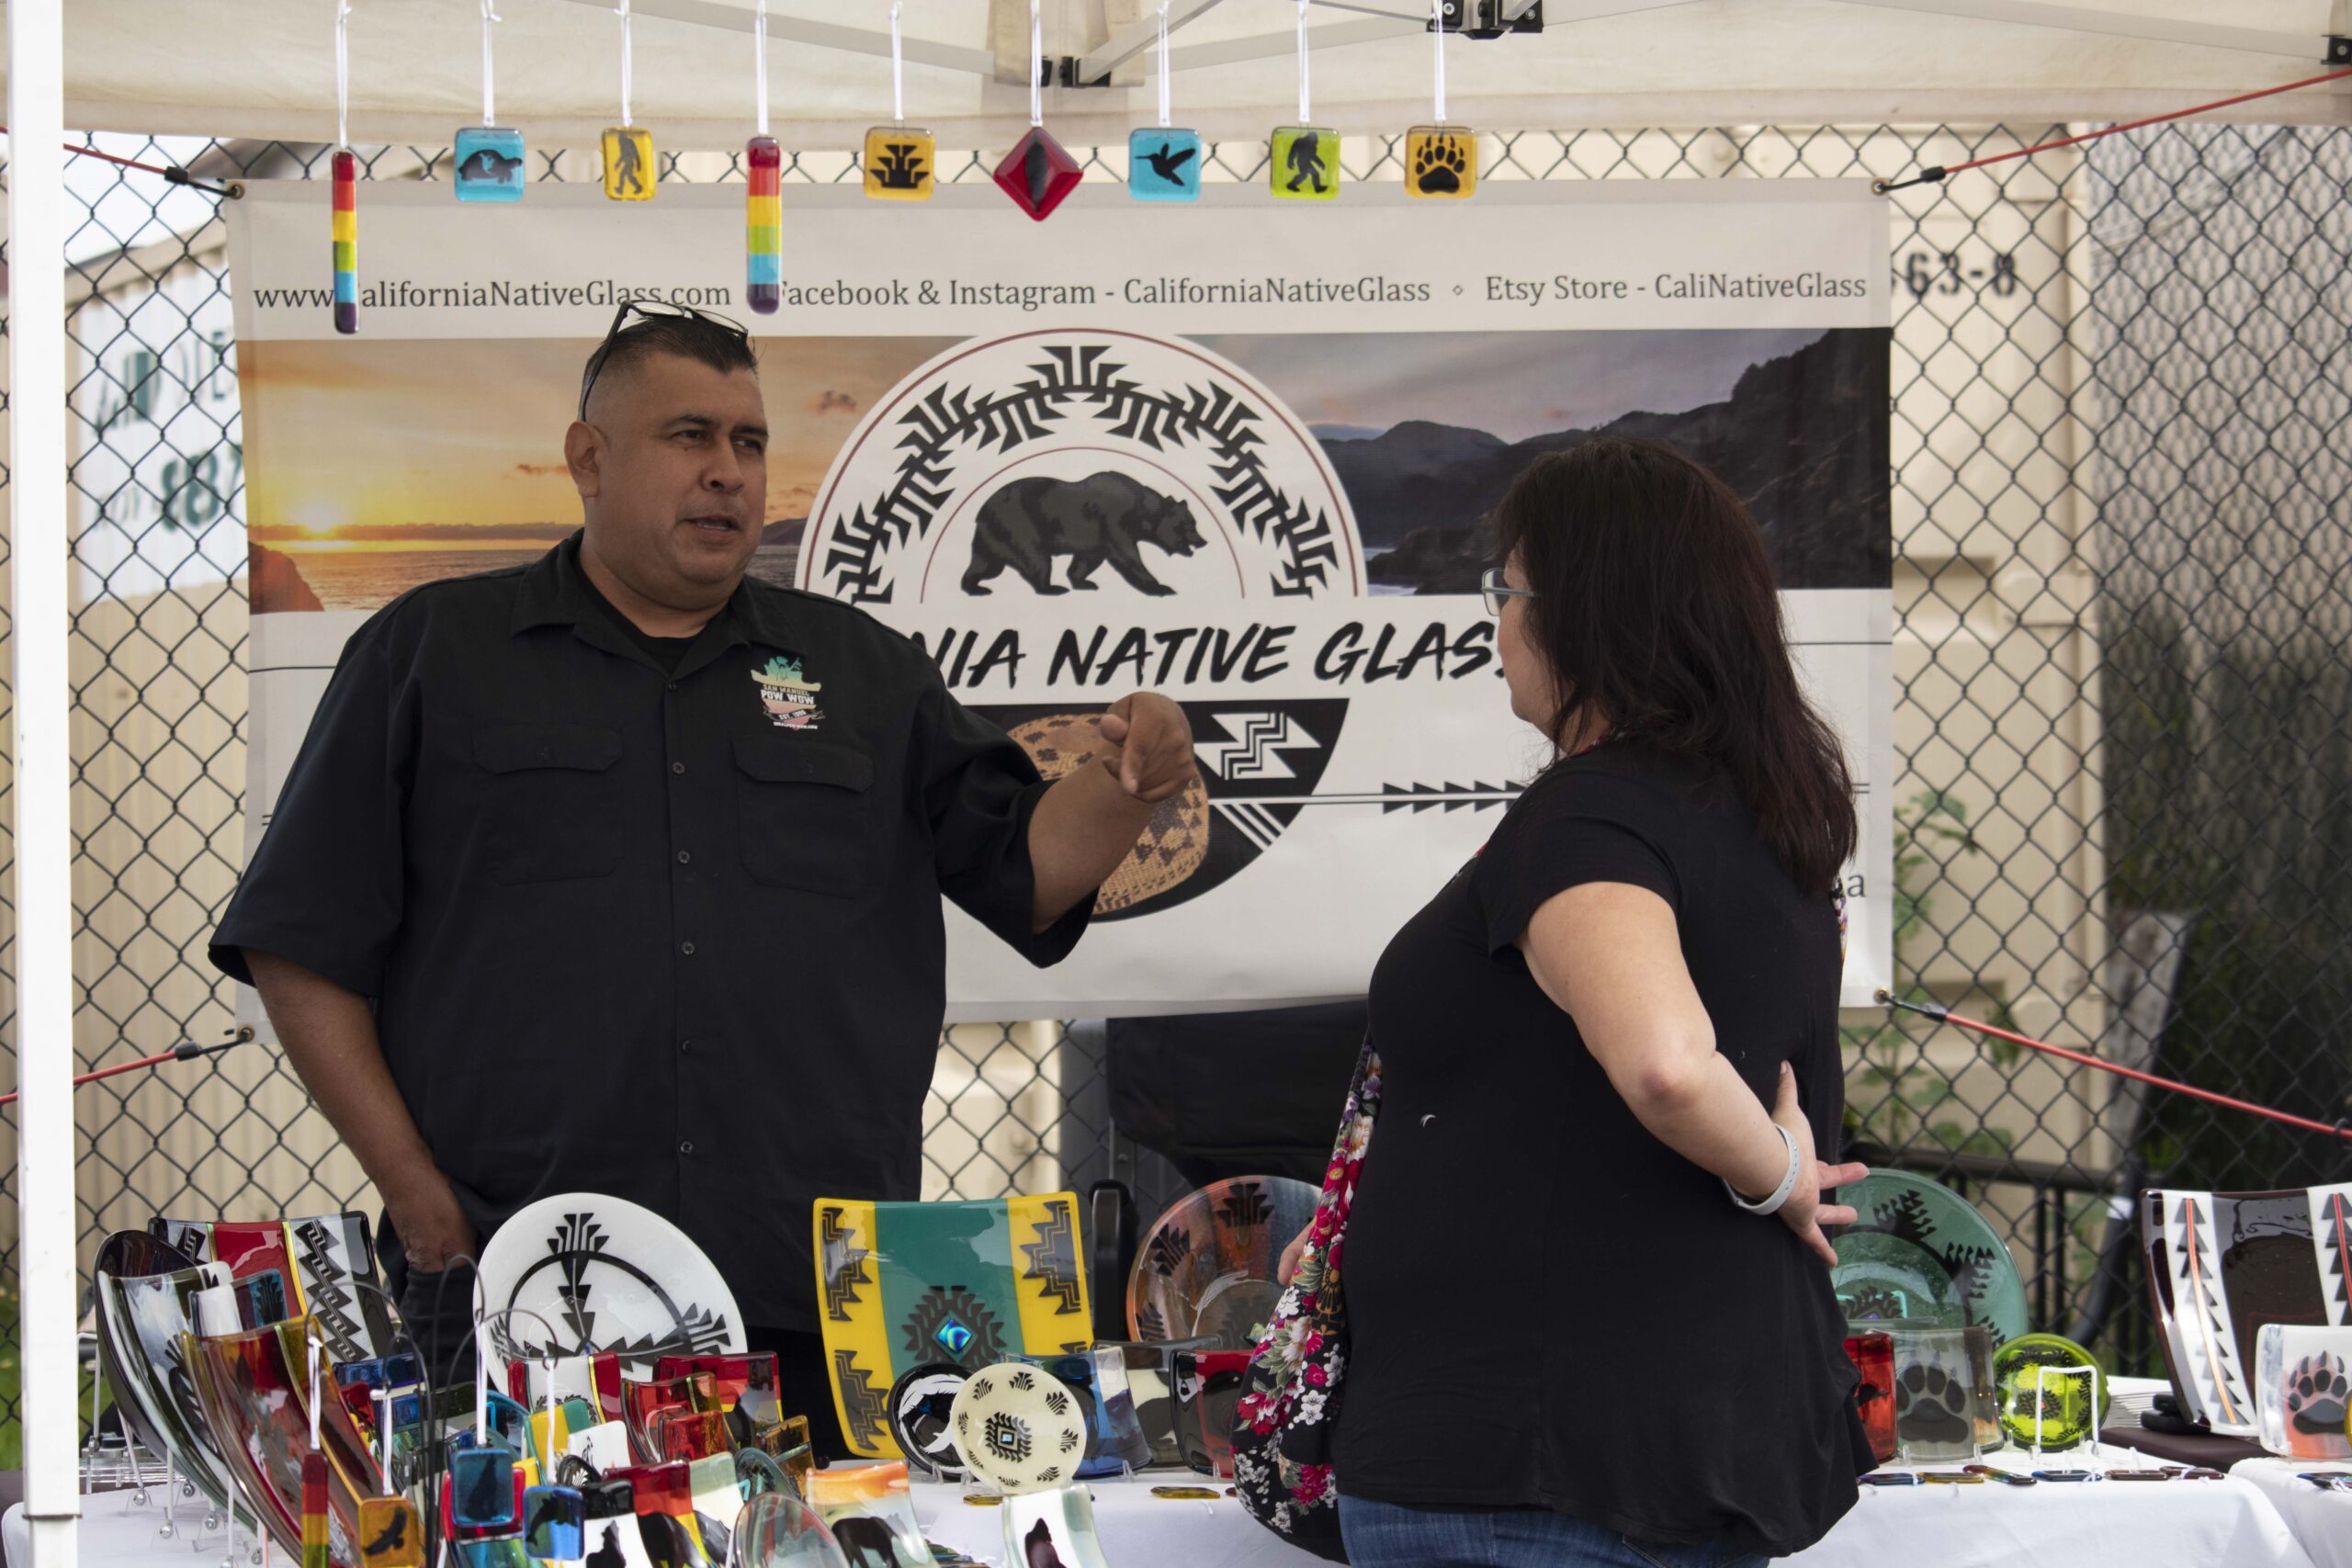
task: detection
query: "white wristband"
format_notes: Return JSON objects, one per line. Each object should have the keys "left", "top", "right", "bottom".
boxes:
{"left": 1725, "top": 1122, "right": 1803, "bottom": 1216}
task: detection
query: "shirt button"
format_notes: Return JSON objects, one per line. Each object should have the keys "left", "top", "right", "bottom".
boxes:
{"left": 679, "top": 1140, "right": 695, "bottom": 1156}
{"left": 671, "top": 761, "right": 686, "bottom": 775}
{"left": 666, "top": 681, "right": 679, "bottom": 693}
{"left": 680, "top": 941, "right": 696, "bottom": 955}
{"left": 679, "top": 1039, "right": 692, "bottom": 1055}
{"left": 676, "top": 850, "right": 692, "bottom": 864}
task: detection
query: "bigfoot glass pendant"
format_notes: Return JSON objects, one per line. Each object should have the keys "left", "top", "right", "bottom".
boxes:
{"left": 601, "top": 127, "right": 656, "bottom": 201}
{"left": 330, "top": 151, "right": 358, "bottom": 333}
{"left": 1128, "top": 128, "right": 1202, "bottom": 203}
{"left": 454, "top": 127, "right": 526, "bottom": 202}
{"left": 1268, "top": 127, "right": 1339, "bottom": 201}
{"left": 993, "top": 126, "right": 1082, "bottom": 221}
{"left": 1404, "top": 124, "right": 1476, "bottom": 198}
{"left": 746, "top": 136, "right": 782, "bottom": 313}
{"left": 862, "top": 126, "right": 934, "bottom": 200}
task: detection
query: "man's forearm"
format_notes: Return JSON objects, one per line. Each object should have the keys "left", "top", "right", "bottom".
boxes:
{"left": 1025, "top": 761, "right": 1154, "bottom": 929}
{"left": 246, "top": 949, "right": 475, "bottom": 1265}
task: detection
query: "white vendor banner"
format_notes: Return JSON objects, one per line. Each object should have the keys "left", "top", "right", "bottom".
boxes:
{"left": 227, "top": 181, "right": 1892, "bottom": 1018}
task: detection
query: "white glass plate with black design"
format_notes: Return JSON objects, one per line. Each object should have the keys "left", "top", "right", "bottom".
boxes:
{"left": 948, "top": 1362, "right": 1089, "bottom": 1495}
{"left": 1126, "top": 1176, "right": 1320, "bottom": 1348}
{"left": 1831, "top": 1170, "right": 2028, "bottom": 1348}
{"left": 479, "top": 1192, "right": 744, "bottom": 1375}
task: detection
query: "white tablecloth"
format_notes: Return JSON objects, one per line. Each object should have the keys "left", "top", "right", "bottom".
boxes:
{"left": 2230, "top": 1459, "right": 2352, "bottom": 1568}
{"left": 8, "top": 1447, "right": 2324, "bottom": 1568}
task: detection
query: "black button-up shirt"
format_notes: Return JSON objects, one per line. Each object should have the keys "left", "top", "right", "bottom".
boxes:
{"left": 211, "top": 534, "right": 1087, "bottom": 1329}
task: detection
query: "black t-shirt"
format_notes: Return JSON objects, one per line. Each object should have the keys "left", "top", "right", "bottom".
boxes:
{"left": 210, "top": 533, "right": 1090, "bottom": 1330}
{"left": 1331, "top": 740, "right": 1868, "bottom": 1556}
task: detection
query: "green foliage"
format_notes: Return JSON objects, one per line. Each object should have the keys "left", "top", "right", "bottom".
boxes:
{"left": 1844, "top": 789, "right": 2019, "bottom": 1156}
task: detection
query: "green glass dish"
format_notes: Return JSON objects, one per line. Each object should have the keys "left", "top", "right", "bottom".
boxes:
{"left": 1991, "top": 1332, "right": 2102, "bottom": 1448}
{"left": 1832, "top": 1170, "right": 2029, "bottom": 1347}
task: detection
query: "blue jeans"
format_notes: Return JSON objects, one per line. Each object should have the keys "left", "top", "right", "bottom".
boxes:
{"left": 1338, "top": 1495, "right": 1768, "bottom": 1568}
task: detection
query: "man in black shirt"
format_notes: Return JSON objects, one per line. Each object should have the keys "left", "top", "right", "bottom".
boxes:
{"left": 209, "top": 307, "right": 1194, "bottom": 1440}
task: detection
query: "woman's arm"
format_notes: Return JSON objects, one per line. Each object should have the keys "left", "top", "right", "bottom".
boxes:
{"left": 1518, "top": 881, "right": 1861, "bottom": 1262}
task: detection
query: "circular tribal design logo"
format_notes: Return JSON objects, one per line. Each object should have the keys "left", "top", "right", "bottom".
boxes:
{"left": 800, "top": 330, "right": 1365, "bottom": 605}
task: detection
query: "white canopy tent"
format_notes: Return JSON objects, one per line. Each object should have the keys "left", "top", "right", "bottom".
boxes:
{"left": 6, "top": 5, "right": 2352, "bottom": 1568}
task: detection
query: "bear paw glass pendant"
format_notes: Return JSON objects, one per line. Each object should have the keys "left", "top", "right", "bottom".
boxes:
{"left": 1404, "top": 125, "right": 1476, "bottom": 198}
{"left": 994, "top": 126, "right": 1082, "bottom": 221}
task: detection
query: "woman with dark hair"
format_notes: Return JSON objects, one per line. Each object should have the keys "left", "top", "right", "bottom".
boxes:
{"left": 1298, "top": 436, "right": 1873, "bottom": 1566}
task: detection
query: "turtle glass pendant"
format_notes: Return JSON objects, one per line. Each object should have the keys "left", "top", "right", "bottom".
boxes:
{"left": 1269, "top": 127, "right": 1339, "bottom": 200}
{"left": 454, "top": 127, "right": 526, "bottom": 202}
{"left": 746, "top": 136, "right": 782, "bottom": 313}
{"left": 601, "top": 127, "right": 655, "bottom": 200}
{"left": 1128, "top": 128, "right": 1202, "bottom": 203}
{"left": 863, "top": 127, "right": 934, "bottom": 200}
{"left": 994, "top": 126, "right": 1082, "bottom": 220}
{"left": 1405, "top": 124, "right": 1476, "bottom": 198}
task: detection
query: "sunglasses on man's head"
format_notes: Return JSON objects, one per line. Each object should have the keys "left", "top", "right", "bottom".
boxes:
{"left": 577, "top": 299, "right": 752, "bottom": 420}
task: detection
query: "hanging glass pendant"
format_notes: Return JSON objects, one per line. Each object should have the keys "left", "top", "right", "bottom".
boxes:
{"left": 1404, "top": 124, "right": 1476, "bottom": 198}
{"left": 601, "top": 127, "right": 656, "bottom": 201}
{"left": 454, "top": 127, "right": 526, "bottom": 203}
{"left": 1128, "top": 128, "right": 1202, "bottom": 203}
{"left": 863, "top": 126, "right": 935, "bottom": 200}
{"left": 993, "top": 126, "right": 1082, "bottom": 220}
{"left": 331, "top": 151, "right": 358, "bottom": 333}
{"left": 747, "top": 136, "right": 782, "bottom": 313}
{"left": 1269, "top": 127, "right": 1339, "bottom": 200}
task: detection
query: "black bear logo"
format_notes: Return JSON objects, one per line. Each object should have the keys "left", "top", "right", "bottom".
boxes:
{"left": 962, "top": 471, "right": 1208, "bottom": 597}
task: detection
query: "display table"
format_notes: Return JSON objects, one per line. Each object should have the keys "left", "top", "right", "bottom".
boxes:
{"left": 7, "top": 1449, "right": 2323, "bottom": 1568}
{"left": 2230, "top": 1459, "right": 2352, "bottom": 1568}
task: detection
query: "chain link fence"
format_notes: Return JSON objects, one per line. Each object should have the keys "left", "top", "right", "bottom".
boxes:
{"left": 6, "top": 118, "right": 2350, "bottom": 1451}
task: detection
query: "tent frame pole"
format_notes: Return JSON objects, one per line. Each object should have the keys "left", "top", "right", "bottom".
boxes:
{"left": 1818, "top": 0, "right": 2324, "bottom": 62}
{"left": 6, "top": 0, "right": 84, "bottom": 1557}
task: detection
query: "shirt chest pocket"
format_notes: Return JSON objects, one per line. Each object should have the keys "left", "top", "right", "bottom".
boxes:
{"left": 733, "top": 735, "right": 876, "bottom": 897}
{"left": 472, "top": 724, "right": 625, "bottom": 885}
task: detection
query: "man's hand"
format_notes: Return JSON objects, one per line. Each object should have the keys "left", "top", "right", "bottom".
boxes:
{"left": 386, "top": 1169, "right": 480, "bottom": 1273}
{"left": 1096, "top": 694, "right": 1196, "bottom": 804}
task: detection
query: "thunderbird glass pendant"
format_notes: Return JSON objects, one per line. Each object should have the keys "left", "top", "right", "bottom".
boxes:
{"left": 601, "top": 0, "right": 655, "bottom": 200}
{"left": 993, "top": 0, "right": 1081, "bottom": 220}
{"left": 455, "top": 3, "right": 526, "bottom": 201}
{"left": 1405, "top": 0, "right": 1475, "bottom": 197}
{"left": 1271, "top": 0, "right": 1337, "bottom": 201}
{"left": 864, "top": 3, "right": 935, "bottom": 200}
{"left": 1129, "top": 3, "right": 1200, "bottom": 202}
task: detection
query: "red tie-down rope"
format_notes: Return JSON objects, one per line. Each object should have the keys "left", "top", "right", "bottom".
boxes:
{"left": 0, "top": 1030, "right": 254, "bottom": 1108}
{"left": 0, "top": 127, "right": 244, "bottom": 197}
{"left": 1876, "top": 990, "right": 2352, "bottom": 1142}
{"left": 1872, "top": 66, "right": 2352, "bottom": 194}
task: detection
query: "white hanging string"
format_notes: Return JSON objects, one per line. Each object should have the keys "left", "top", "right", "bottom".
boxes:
{"left": 480, "top": 1, "right": 501, "bottom": 127}
{"left": 889, "top": 1, "right": 905, "bottom": 124}
{"left": 1295, "top": 0, "right": 1311, "bottom": 124}
{"left": 752, "top": 0, "right": 768, "bottom": 136}
{"left": 1430, "top": 0, "right": 1445, "bottom": 123}
{"left": 334, "top": 0, "right": 353, "bottom": 149}
{"left": 616, "top": 0, "right": 634, "bottom": 128}
{"left": 1029, "top": 0, "right": 1044, "bottom": 129}
{"left": 1156, "top": 0, "right": 1170, "bottom": 130}
{"left": 307, "top": 1332, "right": 322, "bottom": 1450}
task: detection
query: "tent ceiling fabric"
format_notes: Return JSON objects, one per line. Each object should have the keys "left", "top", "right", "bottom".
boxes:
{"left": 15, "top": 0, "right": 2352, "bottom": 148}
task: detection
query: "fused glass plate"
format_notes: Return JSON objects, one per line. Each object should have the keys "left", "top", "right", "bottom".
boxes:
{"left": 1990, "top": 1332, "right": 2101, "bottom": 1449}
{"left": 1884, "top": 1324, "right": 1993, "bottom": 1463}
{"left": 1843, "top": 1331, "right": 1895, "bottom": 1464}
{"left": 1832, "top": 1170, "right": 2028, "bottom": 1347}
{"left": 949, "top": 1364, "right": 1088, "bottom": 1495}
{"left": 1017, "top": 1349, "right": 1151, "bottom": 1478}
{"left": 727, "top": 1493, "right": 849, "bottom": 1568}
{"left": 96, "top": 1264, "right": 245, "bottom": 1518}
{"left": 1102, "top": 1339, "right": 1215, "bottom": 1469}
{"left": 282, "top": 1212, "right": 396, "bottom": 1362}
{"left": 480, "top": 1192, "right": 744, "bottom": 1376}
{"left": 185, "top": 1322, "right": 367, "bottom": 1564}
{"left": 1171, "top": 1350, "right": 1250, "bottom": 1477}
{"left": 1127, "top": 1176, "right": 1320, "bottom": 1348}
{"left": 804, "top": 1461, "right": 936, "bottom": 1566}
{"left": 887, "top": 1364, "right": 968, "bottom": 1482}
{"left": 2143, "top": 1183, "right": 2349, "bottom": 1437}
{"left": 812, "top": 1193, "right": 1092, "bottom": 1459}
{"left": 1001, "top": 1483, "right": 1111, "bottom": 1568}
{"left": 96, "top": 1226, "right": 196, "bottom": 1280}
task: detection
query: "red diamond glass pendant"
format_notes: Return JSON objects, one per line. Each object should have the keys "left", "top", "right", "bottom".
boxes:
{"left": 994, "top": 126, "right": 1082, "bottom": 221}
